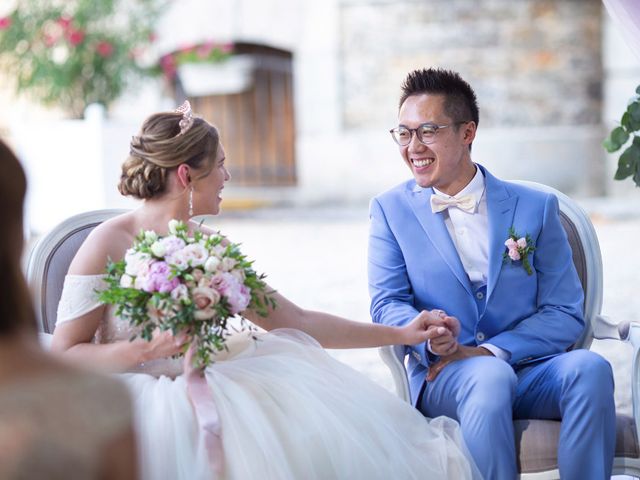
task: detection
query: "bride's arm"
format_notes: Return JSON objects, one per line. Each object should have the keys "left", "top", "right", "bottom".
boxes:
{"left": 51, "top": 220, "right": 184, "bottom": 372}
{"left": 244, "top": 291, "right": 456, "bottom": 349}
{"left": 52, "top": 310, "right": 184, "bottom": 372}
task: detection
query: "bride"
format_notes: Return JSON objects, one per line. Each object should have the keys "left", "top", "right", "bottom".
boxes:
{"left": 51, "top": 102, "right": 480, "bottom": 480}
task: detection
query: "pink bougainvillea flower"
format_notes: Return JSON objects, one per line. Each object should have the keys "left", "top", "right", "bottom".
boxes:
{"left": 57, "top": 16, "right": 72, "bottom": 30}
{"left": 0, "top": 17, "right": 12, "bottom": 29}
{"left": 159, "top": 55, "right": 177, "bottom": 78}
{"left": 96, "top": 40, "right": 114, "bottom": 57}
{"left": 43, "top": 33, "right": 57, "bottom": 47}
{"left": 196, "top": 41, "right": 215, "bottom": 58}
{"left": 67, "top": 29, "right": 85, "bottom": 46}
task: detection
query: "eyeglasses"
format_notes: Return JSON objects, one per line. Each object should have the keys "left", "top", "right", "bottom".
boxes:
{"left": 389, "top": 122, "right": 468, "bottom": 146}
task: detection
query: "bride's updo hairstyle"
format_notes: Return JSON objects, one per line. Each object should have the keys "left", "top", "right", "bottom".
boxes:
{"left": 0, "top": 139, "right": 35, "bottom": 335}
{"left": 118, "top": 106, "right": 220, "bottom": 199}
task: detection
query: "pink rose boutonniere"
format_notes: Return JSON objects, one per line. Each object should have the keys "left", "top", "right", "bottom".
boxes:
{"left": 503, "top": 227, "right": 536, "bottom": 275}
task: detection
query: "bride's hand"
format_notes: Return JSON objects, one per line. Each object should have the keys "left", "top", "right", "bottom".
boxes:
{"left": 400, "top": 310, "right": 450, "bottom": 346}
{"left": 430, "top": 309, "right": 461, "bottom": 337}
{"left": 138, "top": 329, "right": 189, "bottom": 362}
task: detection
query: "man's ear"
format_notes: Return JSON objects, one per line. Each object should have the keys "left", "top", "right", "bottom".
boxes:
{"left": 462, "top": 121, "right": 477, "bottom": 146}
{"left": 176, "top": 164, "right": 191, "bottom": 188}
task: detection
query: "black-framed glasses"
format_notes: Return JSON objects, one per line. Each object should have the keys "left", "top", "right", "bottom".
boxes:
{"left": 389, "top": 122, "right": 468, "bottom": 146}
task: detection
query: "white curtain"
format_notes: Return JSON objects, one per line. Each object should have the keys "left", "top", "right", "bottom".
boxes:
{"left": 603, "top": 0, "right": 640, "bottom": 59}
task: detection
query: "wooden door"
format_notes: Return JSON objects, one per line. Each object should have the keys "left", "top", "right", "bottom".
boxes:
{"left": 187, "top": 44, "right": 296, "bottom": 186}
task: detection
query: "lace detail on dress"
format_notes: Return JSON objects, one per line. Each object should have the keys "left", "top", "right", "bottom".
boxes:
{"left": 0, "top": 370, "right": 132, "bottom": 480}
{"left": 56, "top": 275, "right": 107, "bottom": 325}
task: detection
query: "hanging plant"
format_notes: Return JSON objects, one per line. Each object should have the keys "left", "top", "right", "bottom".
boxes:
{"left": 603, "top": 85, "right": 640, "bottom": 187}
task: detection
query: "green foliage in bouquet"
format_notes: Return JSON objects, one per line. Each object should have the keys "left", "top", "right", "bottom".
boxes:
{"left": 603, "top": 84, "right": 640, "bottom": 187}
{"left": 0, "top": 0, "right": 166, "bottom": 117}
{"left": 98, "top": 221, "right": 277, "bottom": 369}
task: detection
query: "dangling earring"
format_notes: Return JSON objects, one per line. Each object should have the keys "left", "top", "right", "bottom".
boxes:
{"left": 188, "top": 187, "right": 194, "bottom": 216}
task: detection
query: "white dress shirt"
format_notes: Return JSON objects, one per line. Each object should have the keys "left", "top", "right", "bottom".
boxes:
{"left": 430, "top": 166, "right": 510, "bottom": 361}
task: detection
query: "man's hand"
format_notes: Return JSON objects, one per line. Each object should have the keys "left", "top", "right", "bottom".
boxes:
{"left": 427, "top": 309, "right": 461, "bottom": 356}
{"left": 400, "top": 310, "right": 449, "bottom": 345}
{"left": 427, "top": 345, "right": 493, "bottom": 382}
{"left": 401, "top": 309, "right": 461, "bottom": 346}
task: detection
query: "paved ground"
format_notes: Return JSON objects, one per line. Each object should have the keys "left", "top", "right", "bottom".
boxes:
{"left": 211, "top": 198, "right": 640, "bottom": 418}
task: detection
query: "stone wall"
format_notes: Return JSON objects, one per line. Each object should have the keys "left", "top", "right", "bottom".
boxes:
{"left": 340, "top": 0, "right": 602, "bottom": 129}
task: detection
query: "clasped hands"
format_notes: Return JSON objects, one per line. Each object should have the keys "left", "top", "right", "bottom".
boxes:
{"left": 404, "top": 309, "right": 492, "bottom": 382}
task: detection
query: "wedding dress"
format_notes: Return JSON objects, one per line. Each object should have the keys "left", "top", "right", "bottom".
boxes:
{"left": 57, "top": 274, "right": 480, "bottom": 480}
{"left": 0, "top": 367, "right": 132, "bottom": 479}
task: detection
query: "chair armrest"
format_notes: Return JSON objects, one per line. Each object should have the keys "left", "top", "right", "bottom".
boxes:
{"left": 592, "top": 314, "right": 622, "bottom": 340}
{"left": 620, "top": 321, "right": 640, "bottom": 445}
{"left": 378, "top": 345, "right": 411, "bottom": 403}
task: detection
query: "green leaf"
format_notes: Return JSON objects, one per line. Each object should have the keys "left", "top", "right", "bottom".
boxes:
{"left": 614, "top": 143, "right": 640, "bottom": 180}
{"left": 622, "top": 111, "right": 640, "bottom": 132}
{"left": 636, "top": 85, "right": 640, "bottom": 95}
{"left": 629, "top": 102, "right": 640, "bottom": 123}
{"left": 611, "top": 126, "right": 630, "bottom": 146}
{"left": 603, "top": 137, "right": 619, "bottom": 153}
{"left": 634, "top": 164, "right": 640, "bottom": 187}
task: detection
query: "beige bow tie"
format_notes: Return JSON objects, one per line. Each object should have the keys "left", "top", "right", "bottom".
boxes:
{"left": 430, "top": 194, "right": 476, "bottom": 213}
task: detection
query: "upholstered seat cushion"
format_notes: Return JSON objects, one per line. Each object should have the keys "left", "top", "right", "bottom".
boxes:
{"left": 515, "top": 415, "right": 638, "bottom": 473}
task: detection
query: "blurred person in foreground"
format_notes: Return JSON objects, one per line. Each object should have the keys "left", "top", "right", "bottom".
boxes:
{"left": 0, "top": 139, "right": 137, "bottom": 480}
{"left": 368, "top": 67, "right": 616, "bottom": 479}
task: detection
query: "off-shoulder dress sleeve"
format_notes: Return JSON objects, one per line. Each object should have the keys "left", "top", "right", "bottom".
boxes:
{"left": 56, "top": 274, "right": 108, "bottom": 325}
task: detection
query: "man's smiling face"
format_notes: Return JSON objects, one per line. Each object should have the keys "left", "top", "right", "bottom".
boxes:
{"left": 397, "top": 93, "right": 476, "bottom": 196}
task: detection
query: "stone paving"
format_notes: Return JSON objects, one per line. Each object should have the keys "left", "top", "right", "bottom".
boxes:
{"left": 211, "top": 199, "right": 640, "bottom": 417}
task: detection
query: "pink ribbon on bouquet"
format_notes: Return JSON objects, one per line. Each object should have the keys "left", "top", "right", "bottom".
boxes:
{"left": 184, "top": 345, "right": 224, "bottom": 477}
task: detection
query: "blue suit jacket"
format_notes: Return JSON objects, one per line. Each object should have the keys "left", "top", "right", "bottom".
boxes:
{"left": 368, "top": 164, "right": 584, "bottom": 405}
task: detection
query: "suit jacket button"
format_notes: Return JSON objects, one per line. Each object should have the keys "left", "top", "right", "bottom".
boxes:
{"left": 476, "top": 332, "right": 486, "bottom": 342}
{"left": 476, "top": 291, "right": 484, "bottom": 300}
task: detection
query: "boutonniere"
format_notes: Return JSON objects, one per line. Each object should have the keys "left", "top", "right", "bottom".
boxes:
{"left": 503, "top": 227, "right": 536, "bottom": 275}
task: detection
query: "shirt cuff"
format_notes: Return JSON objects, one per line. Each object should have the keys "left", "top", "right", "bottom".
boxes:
{"left": 422, "top": 340, "right": 439, "bottom": 364}
{"left": 479, "top": 343, "right": 510, "bottom": 361}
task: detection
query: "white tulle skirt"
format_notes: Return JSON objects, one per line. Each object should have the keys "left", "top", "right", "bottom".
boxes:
{"left": 119, "top": 329, "right": 478, "bottom": 480}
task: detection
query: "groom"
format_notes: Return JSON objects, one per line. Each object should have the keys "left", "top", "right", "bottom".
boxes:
{"left": 368, "top": 68, "right": 616, "bottom": 479}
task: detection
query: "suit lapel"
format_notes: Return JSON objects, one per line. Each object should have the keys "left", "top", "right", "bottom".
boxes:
{"left": 405, "top": 185, "right": 473, "bottom": 296}
{"left": 483, "top": 167, "right": 518, "bottom": 301}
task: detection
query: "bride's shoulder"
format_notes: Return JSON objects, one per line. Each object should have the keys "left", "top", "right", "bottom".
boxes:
{"left": 68, "top": 212, "right": 137, "bottom": 275}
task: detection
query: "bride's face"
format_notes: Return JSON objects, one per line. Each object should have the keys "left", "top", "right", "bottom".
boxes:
{"left": 194, "top": 144, "right": 230, "bottom": 216}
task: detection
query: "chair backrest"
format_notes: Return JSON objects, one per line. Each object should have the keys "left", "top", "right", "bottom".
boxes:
{"left": 510, "top": 181, "right": 603, "bottom": 350}
{"left": 25, "top": 209, "right": 126, "bottom": 334}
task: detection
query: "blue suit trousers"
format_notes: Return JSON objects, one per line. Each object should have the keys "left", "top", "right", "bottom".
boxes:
{"left": 419, "top": 351, "right": 616, "bottom": 480}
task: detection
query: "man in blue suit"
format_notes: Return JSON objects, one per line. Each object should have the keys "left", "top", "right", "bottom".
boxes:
{"left": 368, "top": 68, "right": 616, "bottom": 479}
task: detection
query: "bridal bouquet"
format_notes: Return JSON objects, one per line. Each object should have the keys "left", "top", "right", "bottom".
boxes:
{"left": 98, "top": 220, "right": 276, "bottom": 368}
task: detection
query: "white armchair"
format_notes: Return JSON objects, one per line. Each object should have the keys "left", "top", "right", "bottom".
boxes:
{"left": 25, "top": 209, "right": 126, "bottom": 334}
{"left": 379, "top": 181, "right": 640, "bottom": 479}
